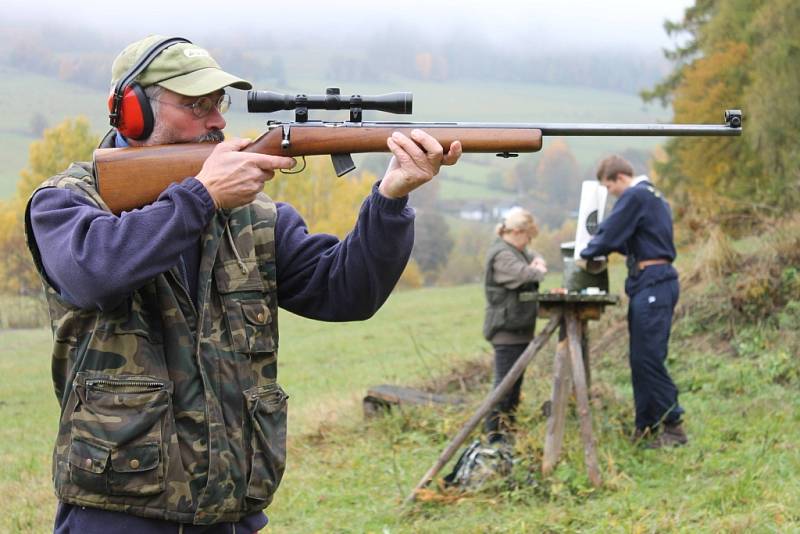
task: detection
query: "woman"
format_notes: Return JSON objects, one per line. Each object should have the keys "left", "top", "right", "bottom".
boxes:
{"left": 482, "top": 207, "right": 547, "bottom": 444}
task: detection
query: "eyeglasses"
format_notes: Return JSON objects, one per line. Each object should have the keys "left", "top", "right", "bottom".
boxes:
{"left": 150, "top": 93, "right": 231, "bottom": 118}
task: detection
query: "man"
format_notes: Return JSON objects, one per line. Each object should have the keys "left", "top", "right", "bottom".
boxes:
{"left": 24, "top": 35, "right": 462, "bottom": 533}
{"left": 579, "top": 155, "right": 687, "bottom": 449}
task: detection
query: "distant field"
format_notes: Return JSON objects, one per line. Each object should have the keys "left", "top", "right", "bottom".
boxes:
{"left": 1, "top": 66, "right": 670, "bottom": 200}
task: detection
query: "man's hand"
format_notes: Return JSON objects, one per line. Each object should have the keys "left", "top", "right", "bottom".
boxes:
{"left": 196, "top": 138, "right": 296, "bottom": 209}
{"left": 378, "top": 129, "right": 462, "bottom": 199}
{"left": 575, "top": 256, "right": 607, "bottom": 274}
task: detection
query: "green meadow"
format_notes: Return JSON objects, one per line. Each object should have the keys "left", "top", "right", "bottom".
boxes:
{"left": 2, "top": 230, "right": 799, "bottom": 532}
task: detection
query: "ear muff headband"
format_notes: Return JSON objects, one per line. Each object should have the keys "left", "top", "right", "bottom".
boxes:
{"left": 108, "top": 37, "right": 191, "bottom": 140}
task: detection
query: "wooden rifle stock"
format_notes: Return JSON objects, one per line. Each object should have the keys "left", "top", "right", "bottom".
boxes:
{"left": 94, "top": 109, "right": 742, "bottom": 215}
{"left": 93, "top": 125, "right": 543, "bottom": 214}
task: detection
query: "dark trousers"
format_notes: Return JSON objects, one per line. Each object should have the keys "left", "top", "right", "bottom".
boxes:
{"left": 628, "top": 277, "right": 683, "bottom": 430}
{"left": 485, "top": 343, "right": 529, "bottom": 441}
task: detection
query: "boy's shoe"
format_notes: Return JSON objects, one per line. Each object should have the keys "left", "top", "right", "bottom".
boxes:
{"left": 630, "top": 426, "right": 654, "bottom": 445}
{"left": 647, "top": 421, "right": 688, "bottom": 449}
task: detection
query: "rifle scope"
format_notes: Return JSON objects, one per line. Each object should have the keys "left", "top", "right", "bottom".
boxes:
{"left": 247, "top": 87, "right": 412, "bottom": 121}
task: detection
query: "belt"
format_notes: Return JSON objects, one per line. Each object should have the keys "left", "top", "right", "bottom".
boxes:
{"left": 637, "top": 258, "right": 670, "bottom": 270}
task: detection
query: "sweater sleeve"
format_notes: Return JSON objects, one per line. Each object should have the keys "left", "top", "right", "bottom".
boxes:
{"left": 275, "top": 182, "right": 414, "bottom": 321}
{"left": 28, "top": 178, "right": 215, "bottom": 310}
{"left": 491, "top": 249, "right": 544, "bottom": 289}
{"left": 580, "top": 189, "right": 642, "bottom": 259}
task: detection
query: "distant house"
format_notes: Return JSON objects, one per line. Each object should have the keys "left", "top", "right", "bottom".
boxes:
{"left": 458, "top": 202, "right": 488, "bottom": 221}
{"left": 456, "top": 202, "right": 524, "bottom": 222}
{"left": 491, "top": 203, "right": 521, "bottom": 221}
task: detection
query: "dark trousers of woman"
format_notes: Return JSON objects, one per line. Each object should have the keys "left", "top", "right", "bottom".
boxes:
{"left": 484, "top": 343, "right": 529, "bottom": 443}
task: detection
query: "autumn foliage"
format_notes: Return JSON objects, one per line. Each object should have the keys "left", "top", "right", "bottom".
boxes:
{"left": 0, "top": 118, "right": 98, "bottom": 294}
{"left": 646, "top": 0, "right": 800, "bottom": 232}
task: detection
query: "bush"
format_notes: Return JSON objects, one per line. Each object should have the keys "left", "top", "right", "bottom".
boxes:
{"left": 0, "top": 294, "right": 48, "bottom": 328}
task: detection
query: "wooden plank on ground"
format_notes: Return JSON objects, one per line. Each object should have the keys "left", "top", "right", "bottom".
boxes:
{"left": 363, "top": 385, "right": 465, "bottom": 417}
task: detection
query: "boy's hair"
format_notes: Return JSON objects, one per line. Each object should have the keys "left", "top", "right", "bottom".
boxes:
{"left": 596, "top": 155, "right": 634, "bottom": 182}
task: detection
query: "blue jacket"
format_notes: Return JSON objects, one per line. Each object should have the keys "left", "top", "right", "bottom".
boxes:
{"left": 581, "top": 178, "right": 677, "bottom": 296}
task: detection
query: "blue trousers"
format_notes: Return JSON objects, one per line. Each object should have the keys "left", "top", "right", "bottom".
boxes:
{"left": 628, "top": 277, "right": 683, "bottom": 430}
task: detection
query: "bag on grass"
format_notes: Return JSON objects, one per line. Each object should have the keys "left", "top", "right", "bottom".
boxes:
{"left": 443, "top": 439, "right": 513, "bottom": 491}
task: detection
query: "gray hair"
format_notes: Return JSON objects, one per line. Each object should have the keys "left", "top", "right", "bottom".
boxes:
{"left": 143, "top": 85, "right": 164, "bottom": 121}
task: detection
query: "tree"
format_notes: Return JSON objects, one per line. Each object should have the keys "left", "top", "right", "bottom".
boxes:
{"left": 534, "top": 139, "right": 581, "bottom": 207}
{"left": 409, "top": 173, "right": 441, "bottom": 211}
{"left": 438, "top": 221, "right": 490, "bottom": 285}
{"left": 745, "top": 0, "right": 800, "bottom": 209}
{"left": 411, "top": 211, "right": 454, "bottom": 285}
{"left": 643, "top": 0, "right": 799, "bottom": 227}
{"left": 0, "top": 117, "right": 98, "bottom": 294}
{"left": 262, "top": 155, "right": 375, "bottom": 238}
{"left": 18, "top": 117, "right": 98, "bottom": 198}
{"left": 0, "top": 197, "right": 41, "bottom": 294}
{"left": 29, "top": 112, "right": 48, "bottom": 137}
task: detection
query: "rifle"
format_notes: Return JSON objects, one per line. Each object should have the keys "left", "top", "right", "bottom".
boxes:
{"left": 93, "top": 88, "right": 742, "bottom": 214}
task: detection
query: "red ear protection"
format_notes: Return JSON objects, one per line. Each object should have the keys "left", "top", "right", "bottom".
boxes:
{"left": 108, "top": 37, "right": 191, "bottom": 141}
{"left": 107, "top": 82, "right": 154, "bottom": 140}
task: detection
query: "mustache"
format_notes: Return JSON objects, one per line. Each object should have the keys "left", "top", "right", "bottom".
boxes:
{"left": 195, "top": 129, "right": 225, "bottom": 143}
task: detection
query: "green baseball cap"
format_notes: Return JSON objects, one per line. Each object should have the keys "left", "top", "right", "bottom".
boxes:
{"left": 111, "top": 35, "right": 252, "bottom": 96}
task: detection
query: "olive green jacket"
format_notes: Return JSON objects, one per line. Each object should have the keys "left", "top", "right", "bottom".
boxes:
{"left": 482, "top": 239, "right": 541, "bottom": 343}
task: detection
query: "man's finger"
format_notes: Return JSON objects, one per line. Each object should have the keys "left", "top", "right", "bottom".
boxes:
{"left": 390, "top": 131, "right": 428, "bottom": 166}
{"left": 251, "top": 154, "right": 297, "bottom": 171}
{"left": 409, "top": 129, "right": 444, "bottom": 161}
{"left": 387, "top": 136, "right": 416, "bottom": 167}
{"left": 441, "top": 141, "right": 463, "bottom": 166}
{"left": 217, "top": 137, "right": 251, "bottom": 152}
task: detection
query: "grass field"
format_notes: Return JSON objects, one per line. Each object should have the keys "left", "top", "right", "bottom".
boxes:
{"left": 1, "top": 233, "right": 799, "bottom": 532}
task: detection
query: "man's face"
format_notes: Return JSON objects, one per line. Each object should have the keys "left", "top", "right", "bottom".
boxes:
{"left": 600, "top": 174, "right": 626, "bottom": 198}
{"left": 144, "top": 89, "right": 227, "bottom": 146}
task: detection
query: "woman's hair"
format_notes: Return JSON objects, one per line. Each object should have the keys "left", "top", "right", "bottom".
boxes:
{"left": 495, "top": 207, "right": 538, "bottom": 238}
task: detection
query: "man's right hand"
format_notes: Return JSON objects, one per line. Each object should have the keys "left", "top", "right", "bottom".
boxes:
{"left": 195, "top": 138, "right": 296, "bottom": 209}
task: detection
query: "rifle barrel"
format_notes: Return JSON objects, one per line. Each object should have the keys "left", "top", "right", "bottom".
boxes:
{"left": 325, "top": 121, "right": 742, "bottom": 137}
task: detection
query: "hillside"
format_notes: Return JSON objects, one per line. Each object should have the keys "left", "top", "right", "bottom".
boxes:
{"left": 1, "top": 217, "right": 798, "bottom": 532}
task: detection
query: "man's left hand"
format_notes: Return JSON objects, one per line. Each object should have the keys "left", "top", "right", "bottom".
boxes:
{"left": 379, "top": 129, "right": 462, "bottom": 199}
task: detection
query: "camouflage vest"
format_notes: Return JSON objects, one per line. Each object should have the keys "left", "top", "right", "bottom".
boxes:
{"left": 24, "top": 163, "right": 286, "bottom": 525}
{"left": 482, "top": 239, "right": 539, "bottom": 341}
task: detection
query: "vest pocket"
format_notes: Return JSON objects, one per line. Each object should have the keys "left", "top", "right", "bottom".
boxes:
{"left": 243, "top": 382, "right": 288, "bottom": 502}
{"left": 215, "top": 261, "right": 277, "bottom": 355}
{"left": 67, "top": 372, "right": 171, "bottom": 497}
{"left": 220, "top": 296, "right": 276, "bottom": 355}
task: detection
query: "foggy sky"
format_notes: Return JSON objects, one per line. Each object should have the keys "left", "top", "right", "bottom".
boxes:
{"left": 6, "top": 0, "right": 694, "bottom": 53}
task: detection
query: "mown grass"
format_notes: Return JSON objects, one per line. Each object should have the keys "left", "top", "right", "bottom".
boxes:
{"left": 0, "top": 328, "right": 59, "bottom": 532}
{"left": 1, "top": 222, "right": 799, "bottom": 532}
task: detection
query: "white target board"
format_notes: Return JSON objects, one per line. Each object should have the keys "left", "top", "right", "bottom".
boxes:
{"left": 574, "top": 181, "right": 608, "bottom": 260}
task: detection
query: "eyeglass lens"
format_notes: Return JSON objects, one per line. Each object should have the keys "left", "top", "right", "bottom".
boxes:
{"left": 192, "top": 94, "right": 230, "bottom": 117}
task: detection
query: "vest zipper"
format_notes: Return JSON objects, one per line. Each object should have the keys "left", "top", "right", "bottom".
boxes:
{"left": 168, "top": 267, "right": 198, "bottom": 320}
{"left": 84, "top": 377, "right": 165, "bottom": 394}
